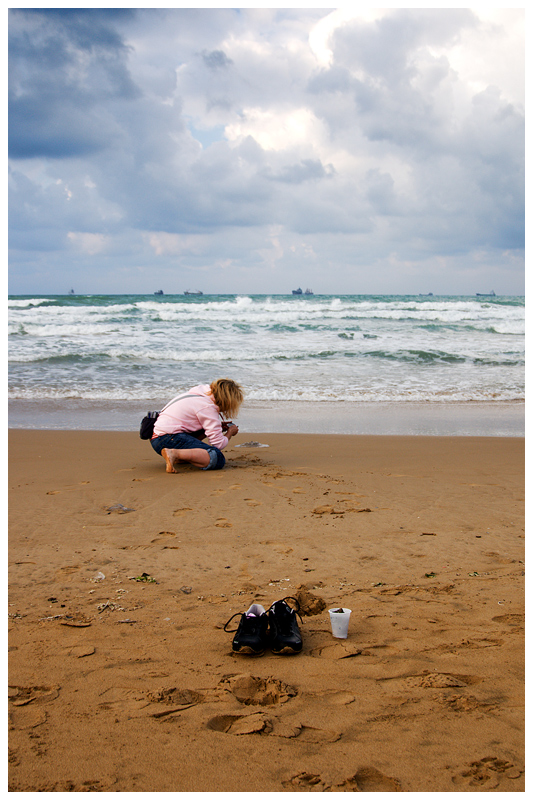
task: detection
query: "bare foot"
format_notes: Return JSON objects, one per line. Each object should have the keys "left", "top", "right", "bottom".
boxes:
{"left": 161, "top": 448, "right": 178, "bottom": 473}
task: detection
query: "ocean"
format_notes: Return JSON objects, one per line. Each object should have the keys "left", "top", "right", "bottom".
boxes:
{"left": 8, "top": 294, "right": 525, "bottom": 436}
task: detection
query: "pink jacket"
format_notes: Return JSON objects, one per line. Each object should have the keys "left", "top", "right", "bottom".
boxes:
{"left": 152, "top": 384, "right": 229, "bottom": 449}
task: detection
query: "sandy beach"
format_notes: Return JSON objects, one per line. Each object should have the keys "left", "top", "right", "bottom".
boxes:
{"left": 8, "top": 429, "right": 524, "bottom": 792}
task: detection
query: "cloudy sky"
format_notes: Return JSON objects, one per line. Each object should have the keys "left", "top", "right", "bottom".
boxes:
{"left": 8, "top": 6, "right": 524, "bottom": 295}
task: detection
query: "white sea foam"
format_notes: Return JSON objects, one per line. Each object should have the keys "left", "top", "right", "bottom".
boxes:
{"left": 8, "top": 293, "right": 525, "bottom": 406}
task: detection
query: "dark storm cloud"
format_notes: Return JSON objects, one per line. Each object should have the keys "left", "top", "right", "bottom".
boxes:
{"left": 202, "top": 50, "right": 233, "bottom": 70}
{"left": 9, "top": 8, "right": 140, "bottom": 159}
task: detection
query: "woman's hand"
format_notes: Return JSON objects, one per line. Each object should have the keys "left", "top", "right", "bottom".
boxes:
{"left": 226, "top": 424, "right": 239, "bottom": 439}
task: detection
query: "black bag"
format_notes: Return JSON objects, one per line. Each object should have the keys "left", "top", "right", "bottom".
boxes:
{"left": 140, "top": 411, "right": 160, "bottom": 439}
{"left": 140, "top": 413, "right": 206, "bottom": 441}
{"left": 140, "top": 393, "right": 215, "bottom": 441}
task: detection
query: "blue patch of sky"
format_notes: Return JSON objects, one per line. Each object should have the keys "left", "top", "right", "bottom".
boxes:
{"left": 187, "top": 121, "right": 227, "bottom": 149}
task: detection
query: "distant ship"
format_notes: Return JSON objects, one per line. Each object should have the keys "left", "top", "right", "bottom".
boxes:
{"left": 292, "top": 288, "right": 314, "bottom": 295}
{"left": 154, "top": 289, "right": 164, "bottom": 295}
{"left": 476, "top": 290, "right": 496, "bottom": 297}
{"left": 68, "top": 289, "right": 75, "bottom": 295}
{"left": 184, "top": 290, "right": 203, "bottom": 296}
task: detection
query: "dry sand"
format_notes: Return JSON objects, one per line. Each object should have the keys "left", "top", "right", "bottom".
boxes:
{"left": 8, "top": 430, "right": 524, "bottom": 792}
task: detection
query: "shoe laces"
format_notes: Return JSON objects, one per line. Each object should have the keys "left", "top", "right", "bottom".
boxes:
{"left": 268, "top": 596, "right": 302, "bottom": 628}
{"left": 224, "top": 604, "right": 266, "bottom": 633}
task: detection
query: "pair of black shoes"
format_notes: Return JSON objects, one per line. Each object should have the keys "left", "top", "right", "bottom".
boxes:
{"left": 224, "top": 597, "right": 303, "bottom": 655}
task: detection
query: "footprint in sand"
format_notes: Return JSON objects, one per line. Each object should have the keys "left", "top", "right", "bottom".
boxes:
{"left": 244, "top": 498, "right": 262, "bottom": 507}
{"left": 213, "top": 484, "right": 243, "bottom": 494}
{"left": 95, "top": 687, "right": 150, "bottom": 718}
{"left": 483, "top": 550, "right": 516, "bottom": 564}
{"left": 452, "top": 756, "right": 523, "bottom": 789}
{"left": 334, "top": 767, "right": 402, "bottom": 792}
{"left": 147, "top": 687, "right": 203, "bottom": 706}
{"left": 360, "top": 643, "right": 400, "bottom": 657}
{"left": 272, "top": 722, "right": 340, "bottom": 743}
{"left": 150, "top": 531, "right": 176, "bottom": 543}
{"left": 438, "top": 693, "right": 494, "bottom": 713}
{"left": 310, "top": 642, "right": 362, "bottom": 660}
{"left": 9, "top": 685, "right": 60, "bottom": 706}
{"left": 8, "top": 706, "right": 48, "bottom": 731}
{"left": 207, "top": 712, "right": 271, "bottom": 735}
{"left": 207, "top": 713, "right": 339, "bottom": 743}
{"left": 281, "top": 772, "right": 330, "bottom": 792}
{"left": 379, "top": 672, "right": 481, "bottom": 690}
{"left": 231, "top": 454, "right": 263, "bottom": 466}
{"left": 265, "top": 470, "right": 307, "bottom": 480}
{"left": 259, "top": 540, "right": 293, "bottom": 555}
{"left": 310, "top": 505, "right": 372, "bottom": 515}
{"left": 218, "top": 674, "right": 297, "bottom": 706}
{"left": 67, "top": 645, "right": 95, "bottom": 659}
{"left": 324, "top": 691, "right": 356, "bottom": 705}
{"left": 492, "top": 613, "right": 524, "bottom": 627}
{"left": 417, "top": 673, "right": 476, "bottom": 688}
{"left": 46, "top": 481, "right": 91, "bottom": 495}
{"left": 173, "top": 507, "right": 192, "bottom": 517}
{"left": 55, "top": 565, "right": 81, "bottom": 579}
{"left": 119, "top": 545, "right": 150, "bottom": 551}
{"left": 215, "top": 518, "right": 233, "bottom": 528}
{"left": 457, "top": 637, "right": 503, "bottom": 649}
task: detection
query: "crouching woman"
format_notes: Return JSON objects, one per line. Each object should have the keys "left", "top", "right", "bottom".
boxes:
{"left": 150, "top": 378, "right": 243, "bottom": 473}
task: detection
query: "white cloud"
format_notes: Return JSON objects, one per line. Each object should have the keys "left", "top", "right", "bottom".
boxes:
{"left": 433, "top": 8, "right": 524, "bottom": 107}
{"left": 145, "top": 232, "right": 205, "bottom": 257}
{"left": 67, "top": 231, "right": 108, "bottom": 255}
{"left": 225, "top": 107, "right": 326, "bottom": 153}
{"left": 309, "top": 7, "right": 387, "bottom": 67}
{"left": 8, "top": 7, "right": 524, "bottom": 295}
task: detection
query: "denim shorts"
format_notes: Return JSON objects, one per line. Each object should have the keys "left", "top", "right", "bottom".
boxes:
{"left": 150, "top": 432, "right": 226, "bottom": 470}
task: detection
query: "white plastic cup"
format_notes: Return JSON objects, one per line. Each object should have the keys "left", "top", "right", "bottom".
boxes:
{"left": 328, "top": 607, "right": 352, "bottom": 638}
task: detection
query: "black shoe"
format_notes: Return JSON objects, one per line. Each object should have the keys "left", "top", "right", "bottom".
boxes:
{"left": 267, "top": 597, "right": 303, "bottom": 655}
{"left": 224, "top": 603, "right": 269, "bottom": 655}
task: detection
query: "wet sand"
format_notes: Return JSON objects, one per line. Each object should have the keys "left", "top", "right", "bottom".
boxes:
{"left": 8, "top": 430, "right": 524, "bottom": 792}
{"left": 8, "top": 398, "right": 526, "bottom": 437}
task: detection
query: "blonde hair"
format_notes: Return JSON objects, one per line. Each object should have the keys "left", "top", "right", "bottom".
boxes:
{"left": 209, "top": 378, "right": 244, "bottom": 417}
